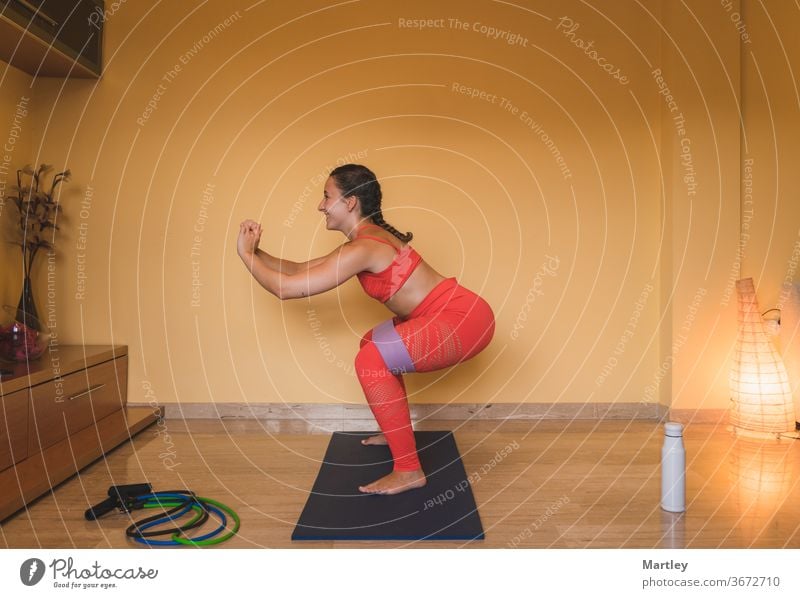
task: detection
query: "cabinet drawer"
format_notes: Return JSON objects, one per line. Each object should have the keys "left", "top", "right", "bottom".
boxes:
{"left": 28, "top": 356, "right": 128, "bottom": 454}
{"left": 0, "top": 387, "right": 29, "bottom": 471}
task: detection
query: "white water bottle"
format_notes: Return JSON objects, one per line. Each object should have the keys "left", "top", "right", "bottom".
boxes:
{"left": 661, "top": 422, "right": 686, "bottom": 512}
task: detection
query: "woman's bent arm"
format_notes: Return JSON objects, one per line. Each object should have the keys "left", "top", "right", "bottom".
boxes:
{"left": 241, "top": 242, "right": 367, "bottom": 300}
{"left": 240, "top": 252, "right": 290, "bottom": 298}
{"left": 254, "top": 249, "right": 300, "bottom": 275}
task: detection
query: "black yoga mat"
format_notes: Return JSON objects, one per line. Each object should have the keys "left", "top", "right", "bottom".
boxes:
{"left": 292, "top": 430, "right": 484, "bottom": 541}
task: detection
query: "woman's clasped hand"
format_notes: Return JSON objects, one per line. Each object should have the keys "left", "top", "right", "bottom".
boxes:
{"left": 237, "top": 219, "right": 262, "bottom": 258}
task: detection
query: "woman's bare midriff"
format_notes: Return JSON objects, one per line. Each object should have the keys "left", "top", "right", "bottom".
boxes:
{"left": 384, "top": 260, "right": 446, "bottom": 319}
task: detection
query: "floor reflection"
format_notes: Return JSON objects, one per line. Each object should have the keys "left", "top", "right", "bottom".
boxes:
{"left": 659, "top": 510, "right": 685, "bottom": 548}
{"left": 729, "top": 437, "right": 798, "bottom": 514}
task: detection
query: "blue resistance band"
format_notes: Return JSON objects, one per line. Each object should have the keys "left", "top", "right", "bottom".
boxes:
{"left": 131, "top": 493, "right": 228, "bottom": 546}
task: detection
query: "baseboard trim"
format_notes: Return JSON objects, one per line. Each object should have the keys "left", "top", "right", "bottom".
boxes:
{"left": 667, "top": 409, "right": 729, "bottom": 425}
{"left": 128, "top": 402, "right": 671, "bottom": 421}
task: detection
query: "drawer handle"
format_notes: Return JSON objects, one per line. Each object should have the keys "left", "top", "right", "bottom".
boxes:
{"left": 14, "top": 0, "right": 59, "bottom": 28}
{"left": 67, "top": 383, "right": 106, "bottom": 401}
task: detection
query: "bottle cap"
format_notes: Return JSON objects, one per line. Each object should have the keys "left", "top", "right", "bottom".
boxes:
{"left": 664, "top": 421, "right": 683, "bottom": 437}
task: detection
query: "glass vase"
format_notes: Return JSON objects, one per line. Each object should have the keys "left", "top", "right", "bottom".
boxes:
{"left": 16, "top": 275, "right": 42, "bottom": 331}
{"left": 0, "top": 279, "right": 49, "bottom": 364}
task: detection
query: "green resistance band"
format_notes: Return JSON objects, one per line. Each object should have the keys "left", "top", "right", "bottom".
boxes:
{"left": 141, "top": 496, "right": 241, "bottom": 546}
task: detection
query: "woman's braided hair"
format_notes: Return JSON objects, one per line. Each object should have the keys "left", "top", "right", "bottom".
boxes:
{"left": 329, "top": 164, "right": 412, "bottom": 243}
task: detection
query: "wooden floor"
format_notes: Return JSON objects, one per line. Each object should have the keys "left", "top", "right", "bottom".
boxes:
{"left": 2, "top": 418, "right": 799, "bottom": 548}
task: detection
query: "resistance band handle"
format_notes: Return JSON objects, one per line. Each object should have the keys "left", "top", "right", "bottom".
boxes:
{"left": 85, "top": 483, "right": 153, "bottom": 521}
{"left": 109, "top": 483, "right": 152, "bottom": 501}
{"left": 84, "top": 496, "right": 119, "bottom": 521}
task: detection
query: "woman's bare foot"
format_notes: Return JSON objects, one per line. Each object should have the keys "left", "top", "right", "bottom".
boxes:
{"left": 361, "top": 433, "right": 388, "bottom": 445}
{"left": 358, "top": 469, "right": 427, "bottom": 495}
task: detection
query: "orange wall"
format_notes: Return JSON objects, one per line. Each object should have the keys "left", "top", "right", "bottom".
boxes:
{"left": 741, "top": 1, "right": 800, "bottom": 306}
{"left": 658, "top": 0, "right": 742, "bottom": 412}
{"left": 0, "top": 62, "right": 35, "bottom": 310}
{"left": 1, "top": 0, "right": 797, "bottom": 412}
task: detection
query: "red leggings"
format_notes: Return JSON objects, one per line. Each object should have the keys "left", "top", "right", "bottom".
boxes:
{"left": 355, "top": 277, "right": 495, "bottom": 471}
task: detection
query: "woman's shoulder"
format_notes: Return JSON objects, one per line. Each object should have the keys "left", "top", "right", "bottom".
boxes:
{"left": 352, "top": 227, "right": 403, "bottom": 249}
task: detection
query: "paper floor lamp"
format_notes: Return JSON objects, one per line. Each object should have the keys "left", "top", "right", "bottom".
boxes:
{"left": 729, "top": 278, "right": 795, "bottom": 436}
{"left": 779, "top": 282, "right": 800, "bottom": 426}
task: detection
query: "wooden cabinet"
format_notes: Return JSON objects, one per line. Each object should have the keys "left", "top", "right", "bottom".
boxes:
{"left": 28, "top": 354, "right": 127, "bottom": 453}
{"left": 0, "top": 387, "right": 28, "bottom": 470}
{"left": 0, "top": 346, "right": 158, "bottom": 521}
{"left": 0, "top": 0, "right": 104, "bottom": 78}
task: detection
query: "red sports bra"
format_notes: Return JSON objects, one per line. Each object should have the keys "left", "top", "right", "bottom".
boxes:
{"left": 354, "top": 223, "right": 423, "bottom": 303}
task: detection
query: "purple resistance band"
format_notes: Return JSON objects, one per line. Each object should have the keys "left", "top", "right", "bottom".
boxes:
{"left": 371, "top": 318, "right": 416, "bottom": 375}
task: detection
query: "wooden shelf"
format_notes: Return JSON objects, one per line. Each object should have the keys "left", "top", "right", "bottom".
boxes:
{"left": 0, "top": 1, "right": 102, "bottom": 78}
